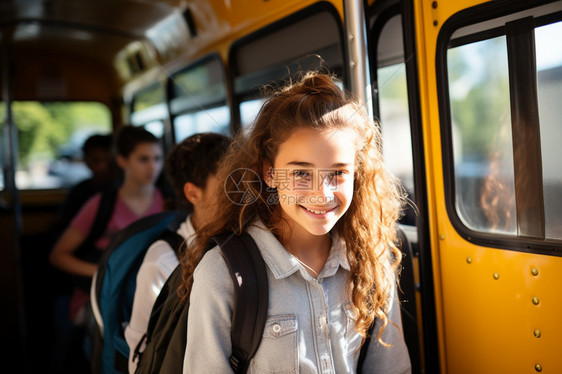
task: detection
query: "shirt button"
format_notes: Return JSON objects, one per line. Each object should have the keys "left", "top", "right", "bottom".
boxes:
{"left": 272, "top": 323, "right": 281, "bottom": 334}
{"left": 319, "top": 316, "right": 327, "bottom": 330}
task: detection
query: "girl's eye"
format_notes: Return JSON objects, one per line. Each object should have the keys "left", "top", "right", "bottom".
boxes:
{"left": 330, "top": 170, "right": 350, "bottom": 178}
{"left": 293, "top": 170, "right": 311, "bottom": 178}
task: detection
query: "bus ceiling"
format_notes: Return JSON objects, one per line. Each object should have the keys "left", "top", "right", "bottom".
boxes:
{"left": 0, "top": 0, "right": 192, "bottom": 97}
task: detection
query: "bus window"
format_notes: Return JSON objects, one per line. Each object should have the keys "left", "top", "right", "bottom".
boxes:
{"left": 173, "top": 106, "right": 229, "bottom": 141}
{"left": 144, "top": 120, "right": 165, "bottom": 138}
{"left": 442, "top": 7, "right": 562, "bottom": 243}
{"left": 239, "top": 80, "right": 343, "bottom": 134}
{"left": 372, "top": 11, "right": 415, "bottom": 226}
{"left": 231, "top": 3, "right": 345, "bottom": 136}
{"left": 536, "top": 20, "right": 562, "bottom": 240}
{"left": 169, "top": 55, "right": 230, "bottom": 141}
{"left": 130, "top": 82, "right": 168, "bottom": 138}
{"left": 240, "top": 98, "right": 264, "bottom": 135}
{"left": 132, "top": 82, "right": 165, "bottom": 112}
{"left": 5, "top": 101, "right": 111, "bottom": 190}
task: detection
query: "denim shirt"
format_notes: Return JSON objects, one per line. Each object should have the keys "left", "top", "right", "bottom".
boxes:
{"left": 184, "top": 221, "right": 412, "bottom": 374}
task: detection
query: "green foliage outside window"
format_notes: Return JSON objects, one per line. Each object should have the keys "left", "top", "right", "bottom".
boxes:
{"left": 0, "top": 101, "right": 111, "bottom": 189}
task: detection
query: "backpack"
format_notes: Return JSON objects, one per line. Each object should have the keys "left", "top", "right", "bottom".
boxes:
{"left": 133, "top": 232, "right": 269, "bottom": 374}
{"left": 90, "top": 210, "right": 188, "bottom": 374}
{"left": 73, "top": 184, "right": 175, "bottom": 292}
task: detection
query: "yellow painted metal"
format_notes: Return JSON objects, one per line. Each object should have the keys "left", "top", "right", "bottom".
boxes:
{"left": 184, "top": 0, "right": 344, "bottom": 62}
{"left": 127, "top": 0, "right": 347, "bottom": 119}
{"left": 413, "top": 0, "right": 562, "bottom": 373}
{"left": 441, "top": 236, "right": 562, "bottom": 373}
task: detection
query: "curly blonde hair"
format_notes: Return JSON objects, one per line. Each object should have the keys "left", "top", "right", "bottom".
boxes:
{"left": 180, "top": 71, "right": 405, "bottom": 343}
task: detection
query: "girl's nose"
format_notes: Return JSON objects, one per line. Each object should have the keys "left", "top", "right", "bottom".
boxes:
{"left": 150, "top": 159, "right": 160, "bottom": 173}
{"left": 314, "top": 172, "right": 335, "bottom": 198}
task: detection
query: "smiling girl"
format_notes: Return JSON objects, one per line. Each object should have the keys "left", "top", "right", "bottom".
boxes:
{"left": 182, "top": 71, "right": 411, "bottom": 373}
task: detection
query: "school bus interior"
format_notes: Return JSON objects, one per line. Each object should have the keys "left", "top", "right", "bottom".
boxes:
{"left": 0, "top": 1, "right": 194, "bottom": 369}
{"left": 2, "top": 0, "right": 429, "bottom": 371}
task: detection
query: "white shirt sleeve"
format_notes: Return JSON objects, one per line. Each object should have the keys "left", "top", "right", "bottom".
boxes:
{"left": 183, "top": 248, "right": 235, "bottom": 373}
{"left": 125, "top": 240, "right": 179, "bottom": 374}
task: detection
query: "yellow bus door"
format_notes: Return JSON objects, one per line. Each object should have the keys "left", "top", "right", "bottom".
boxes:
{"left": 414, "top": 0, "right": 562, "bottom": 372}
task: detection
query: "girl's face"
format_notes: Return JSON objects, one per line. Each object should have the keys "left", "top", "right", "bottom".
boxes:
{"left": 118, "top": 142, "right": 163, "bottom": 186}
{"left": 268, "top": 127, "right": 356, "bottom": 237}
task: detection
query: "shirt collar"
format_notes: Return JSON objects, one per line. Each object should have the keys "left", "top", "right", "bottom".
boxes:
{"left": 246, "top": 220, "right": 349, "bottom": 280}
{"left": 178, "top": 214, "right": 196, "bottom": 247}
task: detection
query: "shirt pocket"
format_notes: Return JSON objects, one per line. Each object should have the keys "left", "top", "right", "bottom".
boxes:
{"left": 249, "top": 314, "right": 298, "bottom": 374}
{"left": 343, "top": 303, "right": 363, "bottom": 358}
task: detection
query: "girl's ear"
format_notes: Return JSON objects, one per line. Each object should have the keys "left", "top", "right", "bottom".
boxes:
{"left": 262, "top": 162, "right": 275, "bottom": 188}
{"left": 183, "top": 182, "right": 202, "bottom": 204}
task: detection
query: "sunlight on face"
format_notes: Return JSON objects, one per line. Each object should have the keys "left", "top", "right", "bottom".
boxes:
{"left": 271, "top": 127, "right": 357, "bottom": 237}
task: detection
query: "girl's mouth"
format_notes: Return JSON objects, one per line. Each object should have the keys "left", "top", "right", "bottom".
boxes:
{"left": 300, "top": 205, "right": 338, "bottom": 217}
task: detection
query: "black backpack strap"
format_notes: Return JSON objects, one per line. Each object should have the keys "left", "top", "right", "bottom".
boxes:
{"left": 72, "top": 187, "right": 118, "bottom": 291}
{"left": 133, "top": 265, "right": 186, "bottom": 372}
{"left": 158, "top": 230, "right": 185, "bottom": 258}
{"left": 211, "top": 232, "right": 269, "bottom": 374}
{"left": 357, "top": 319, "right": 376, "bottom": 372}
{"left": 84, "top": 186, "right": 118, "bottom": 251}
{"left": 138, "top": 265, "right": 180, "bottom": 353}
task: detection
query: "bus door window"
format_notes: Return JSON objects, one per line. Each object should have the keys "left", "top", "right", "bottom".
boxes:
{"left": 447, "top": 36, "right": 516, "bottom": 234}
{"left": 368, "top": 6, "right": 423, "bottom": 374}
{"left": 372, "top": 12, "right": 416, "bottom": 227}
{"left": 443, "top": 9, "right": 562, "bottom": 244}
{"left": 536, "top": 20, "right": 562, "bottom": 240}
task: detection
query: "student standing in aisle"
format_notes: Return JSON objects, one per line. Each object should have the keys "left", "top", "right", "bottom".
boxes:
{"left": 125, "top": 132, "right": 230, "bottom": 373}
{"left": 49, "top": 126, "right": 165, "bottom": 371}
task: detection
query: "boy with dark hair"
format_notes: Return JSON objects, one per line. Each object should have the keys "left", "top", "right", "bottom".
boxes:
{"left": 124, "top": 132, "right": 231, "bottom": 373}
{"left": 54, "top": 133, "right": 115, "bottom": 238}
{"left": 82, "top": 134, "right": 113, "bottom": 178}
